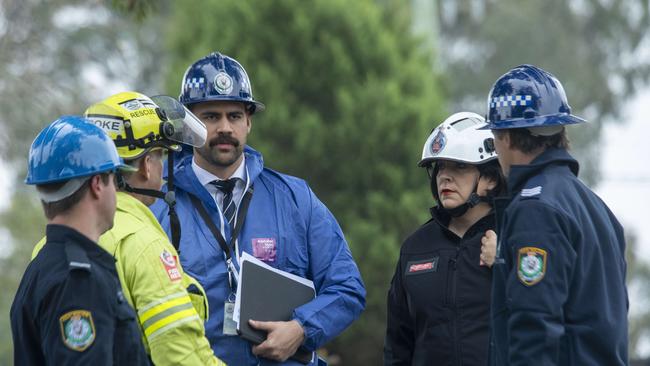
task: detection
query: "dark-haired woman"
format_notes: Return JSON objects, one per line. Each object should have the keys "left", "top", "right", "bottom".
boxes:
{"left": 384, "top": 112, "right": 504, "bottom": 366}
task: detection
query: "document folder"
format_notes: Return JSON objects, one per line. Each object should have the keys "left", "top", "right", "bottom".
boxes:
{"left": 236, "top": 252, "right": 316, "bottom": 364}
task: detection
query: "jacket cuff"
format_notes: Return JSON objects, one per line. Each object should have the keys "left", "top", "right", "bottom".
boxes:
{"left": 293, "top": 316, "right": 319, "bottom": 351}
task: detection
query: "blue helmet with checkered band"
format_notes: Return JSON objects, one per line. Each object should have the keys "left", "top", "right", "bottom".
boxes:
{"left": 482, "top": 64, "right": 585, "bottom": 133}
{"left": 179, "top": 52, "right": 265, "bottom": 114}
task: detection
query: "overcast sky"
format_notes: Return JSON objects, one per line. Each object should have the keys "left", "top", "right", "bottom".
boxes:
{"left": 595, "top": 88, "right": 650, "bottom": 259}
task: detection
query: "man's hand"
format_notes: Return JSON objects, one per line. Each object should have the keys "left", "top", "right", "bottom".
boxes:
{"left": 480, "top": 229, "right": 497, "bottom": 268}
{"left": 249, "top": 319, "right": 305, "bottom": 362}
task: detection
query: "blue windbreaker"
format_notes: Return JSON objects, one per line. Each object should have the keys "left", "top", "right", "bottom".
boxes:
{"left": 151, "top": 146, "right": 366, "bottom": 365}
{"left": 489, "top": 148, "right": 628, "bottom": 365}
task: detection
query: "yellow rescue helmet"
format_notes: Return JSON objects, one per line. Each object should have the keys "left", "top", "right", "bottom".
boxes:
{"left": 84, "top": 91, "right": 207, "bottom": 160}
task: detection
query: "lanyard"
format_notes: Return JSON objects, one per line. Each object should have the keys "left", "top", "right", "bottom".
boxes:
{"left": 189, "top": 185, "right": 254, "bottom": 293}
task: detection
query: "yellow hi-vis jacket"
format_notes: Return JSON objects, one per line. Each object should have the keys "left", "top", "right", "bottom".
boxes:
{"left": 33, "top": 192, "right": 226, "bottom": 366}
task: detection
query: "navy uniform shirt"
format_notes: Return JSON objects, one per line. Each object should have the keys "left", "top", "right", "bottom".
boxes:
{"left": 489, "top": 148, "right": 628, "bottom": 366}
{"left": 10, "top": 224, "right": 149, "bottom": 365}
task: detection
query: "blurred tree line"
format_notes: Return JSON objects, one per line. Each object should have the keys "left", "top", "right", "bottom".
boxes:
{"left": 1, "top": 0, "right": 649, "bottom": 364}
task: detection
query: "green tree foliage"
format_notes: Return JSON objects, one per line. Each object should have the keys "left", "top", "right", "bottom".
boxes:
{"left": 164, "top": 0, "right": 445, "bottom": 363}
{"left": 434, "top": 0, "right": 650, "bottom": 185}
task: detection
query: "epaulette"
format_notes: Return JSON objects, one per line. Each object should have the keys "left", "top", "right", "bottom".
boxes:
{"left": 64, "top": 242, "right": 92, "bottom": 272}
{"left": 519, "top": 175, "right": 546, "bottom": 200}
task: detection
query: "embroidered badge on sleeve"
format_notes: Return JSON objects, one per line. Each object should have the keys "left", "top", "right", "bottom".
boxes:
{"left": 160, "top": 249, "right": 181, "bottom": 282}
{"left": 517, "top": 247, "right": 547, "bottom": 286}
{"left": 59, "top": 310, "right": 95, "bottom": 351}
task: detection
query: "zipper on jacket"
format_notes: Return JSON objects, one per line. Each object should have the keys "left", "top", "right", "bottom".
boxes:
{"left": 445, "top": 256, "right": 457, "bottom": 306}
{"left": 448, "top": 247, "right": 463, "bottom": 366}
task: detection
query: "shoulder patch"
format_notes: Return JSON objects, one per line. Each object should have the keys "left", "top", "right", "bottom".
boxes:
{"left": 517, "top": 247, "right": 547, "bottom": 286}
{"left": 59, "top": 310, "right": 95, "bottom": 351}
{"left": 521, "top": 186, "right": 542, "bottom": 197}
{"left": 160, "top": 250, "right": 181, "bottom": 282}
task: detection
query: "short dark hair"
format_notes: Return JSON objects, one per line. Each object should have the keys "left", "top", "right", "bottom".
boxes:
{"left": 38, "top": 174, "right": 111, "bottom": 220}
{"left": 477, "top": 159, "right": 506, "bottom": 198}
{"left": 494, "top": 128, "right": 570, "bottom": 154}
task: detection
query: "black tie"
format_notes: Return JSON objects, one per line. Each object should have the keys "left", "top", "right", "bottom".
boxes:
{"left": 210, "top": 179, "right": 238, "bottom": 230}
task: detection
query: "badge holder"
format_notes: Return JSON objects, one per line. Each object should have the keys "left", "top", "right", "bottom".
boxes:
{"left": 223, "top": 290, "right": 238, "bottom": 335}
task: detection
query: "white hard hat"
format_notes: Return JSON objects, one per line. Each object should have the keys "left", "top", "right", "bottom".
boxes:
{"left": 418, "top": 112, "right": 497, "bottom": 167}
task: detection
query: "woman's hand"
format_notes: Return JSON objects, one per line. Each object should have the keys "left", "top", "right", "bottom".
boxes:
{"left": 480, "top": 229, "right": 497, "bottom": 268}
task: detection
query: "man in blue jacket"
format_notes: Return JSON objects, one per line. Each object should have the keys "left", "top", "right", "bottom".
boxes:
{"left": 482, "top": 64, "right": 628, "bottom": 365}
{"left": 151, "top": 52, "right": 366, "bottom": 365}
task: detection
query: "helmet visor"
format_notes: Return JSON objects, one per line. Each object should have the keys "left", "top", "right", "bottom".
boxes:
{"left": 151, "top": 95, "right": 207, "bottom": 147}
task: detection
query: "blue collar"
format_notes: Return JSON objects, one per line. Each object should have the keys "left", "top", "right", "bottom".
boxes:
{"left": 507, "top": 148, "right": 579, "bottom": 194}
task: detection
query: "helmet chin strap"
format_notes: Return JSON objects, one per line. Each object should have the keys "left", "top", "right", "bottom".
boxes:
{"left": 440, "top": 174, "right": 492, "bottom": 218}
{"left": 116, "top": 154, "right": 182, "bottom": 251}
{"left": 118, "top": 179, "right": 176, "bottom": 206}
{"left": 166, "top": 154, "right": 181, "bottom": 251}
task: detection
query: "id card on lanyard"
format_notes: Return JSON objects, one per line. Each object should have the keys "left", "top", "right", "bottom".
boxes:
{"left": 189, "top": 181, "right": 254, "bottom": 335}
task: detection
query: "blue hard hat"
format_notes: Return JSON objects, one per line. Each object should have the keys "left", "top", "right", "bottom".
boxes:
{"left": 25, "top": 115, "right": 131, "bottom": 185}
{"left": 482, "top": 64, "right": 585, "bottom": 130}
{"left": 179, "top": 52, "right": 265, "bottom": 113}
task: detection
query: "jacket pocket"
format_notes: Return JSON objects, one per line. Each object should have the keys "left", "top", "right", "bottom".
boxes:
{"left": 182, "top": 273, "right": 209, "bottom": 321}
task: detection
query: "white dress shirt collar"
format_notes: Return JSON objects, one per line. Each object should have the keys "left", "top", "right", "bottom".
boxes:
{"left": 192, "top": 155, "right": 247, "bottom": 187}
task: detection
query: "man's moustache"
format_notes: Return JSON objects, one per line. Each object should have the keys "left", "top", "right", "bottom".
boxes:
{"left": 209, "top": 136, "right": 239, "bottom": 147}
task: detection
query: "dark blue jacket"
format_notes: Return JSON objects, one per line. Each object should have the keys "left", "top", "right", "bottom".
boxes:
{"left": 489, "top": 148, "right": 628, "bottom": 365}
{"left": 151, "top": 146, "right": 366, "bottom": 365}
{"left": 11, "top": 225, "right": 149, "bottom": 365}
